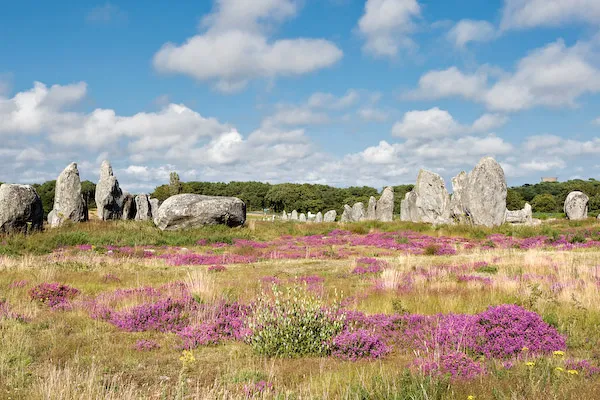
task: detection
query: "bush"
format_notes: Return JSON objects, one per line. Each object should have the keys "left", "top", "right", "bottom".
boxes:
{"left": 332, "top": 329, "right": 390, "bottom": 361}
{"left": 245, "top": 285, "right": 345, "bottom": 357}
{"left": 29, "top": 282, "right": 79, "bottom": 309}
{"left": 531, "top": 193, "right": 558, "bottom": 213}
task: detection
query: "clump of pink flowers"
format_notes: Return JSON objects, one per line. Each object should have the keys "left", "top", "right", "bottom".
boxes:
{"left": 8, "top": 280, "right": 28, "bottom": 289}
{"left": 134, "top": 339, "right": 160, "bottom": 351}
{"left": 414, "top": 352, "right": 485, "bottom": 380}
{"left": 208, "top": 265, "right": 226, "bottom": 272}
{"left": 29, "top": 282, "right": 79, "bottom": 309}
{"left": 352, "top": 257, "right": 387, "bottom": 275}
{"left": 243, "top": 380, "right": 274, "bottom": 398}
{"left": 0, "top": 299, "right": 28, "bottom": 322}
{"left": 332, "top": 329, "right": 390, "bottom": 361}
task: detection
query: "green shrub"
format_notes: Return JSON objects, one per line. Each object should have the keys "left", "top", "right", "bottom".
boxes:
{"left": 245, "top": 285, "right": 345, "bottom": 357}
{"left": 476, "top": 264, "right": 499, "bottom": 274}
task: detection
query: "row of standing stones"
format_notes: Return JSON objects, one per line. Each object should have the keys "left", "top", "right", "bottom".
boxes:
{"left": 0, "top": 157, "right": 594, "bottom": 234}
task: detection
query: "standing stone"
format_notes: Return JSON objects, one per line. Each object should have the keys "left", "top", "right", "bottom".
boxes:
{"left": 366, "top": 196, "right": 377, "bottom": 220}
{"left": 324, "top": 210, "right": 337, "bottom": 222}
{"left": 464, "top": 157, "right": 507, "bottom": 227}
{"left": 48, "top": 163, "right": 88, "bottom": 227}
{"left": 505, "top": 203, "right": 533, "bottom": 224}
{"left": 376, "top": 187, "right": 394, "bottom": 222}
{"left": 564, "top": 191, "right": 589, "bottom": 220}
{"left": 121, "top": 194, "right": 136, "bottom": 220}
{"left": 154, "top": 194, "right": 246, "bottom": 231}
{"left": 414, "top": 170, "right": 451, "bottom": 225}
{"left": 95, "top": 161, "right": 123, "bottom": 220}
{"left": 291, "top": 210, "right": 299, "bottom": 221}
{"left": 299, "top": 213, "right": 307, "bottom": 222}
{"left": 315, "top": 212, "right": 323, "bottom": 223}
{"left": 0, "top": 184, "right": 43, "bottom": 234}
{"left": 282, "top": 211, "right": 288, "bottom": 221}
{"left": 135, "top": 194, "right": 152, "bottom": 221}
{"left": 400, "top": 191, "right": 418, "bottom": 222}
{"left": 341, "top": 205, "right": 352, "bottom": 222}
{"left": 449, "top": 171, "right": 468, "bottom": 223}
{"left": 351, "top": 203, "right": 365, "bottom": 222}
{"left": 149, "top": 198, "right": 160, "bottom": 224}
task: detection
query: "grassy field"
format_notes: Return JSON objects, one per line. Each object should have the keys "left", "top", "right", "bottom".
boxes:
{"left": 2, "top": 219, "right": 600, "bottom": 399}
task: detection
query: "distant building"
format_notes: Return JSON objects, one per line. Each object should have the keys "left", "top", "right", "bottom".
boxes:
{"left": 541, "top": 177, "right": 558, "bottom": 183}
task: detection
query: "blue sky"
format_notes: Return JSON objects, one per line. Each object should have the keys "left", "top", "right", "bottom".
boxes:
{"left": 1, "top": 0, "right": 600, "bottom": 193}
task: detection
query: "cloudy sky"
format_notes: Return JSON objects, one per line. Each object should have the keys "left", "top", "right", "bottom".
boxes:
{"left": 1, "top": 0, "right": 600, "bottom": 193}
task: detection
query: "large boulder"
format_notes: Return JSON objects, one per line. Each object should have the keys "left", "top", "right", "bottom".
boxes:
{"left": 315, "top": 212, "right": 323, "bottom": 223}
{"left": 291, "top": 210, "right": 298, "bottom": 221}
{"left": 351, "top": 203, "right": 365, "bottom": 222}
{"left": 376, "top": 186, "right": 394, "bottom": 222}
{"left": 48, "top": 163, "right": 88, "bottom": 227}
{"left": 564, "top": 191, "right": 589, "bottom": 220}
{"left": 449, "top": 171, "right": 468, "bottom": 223}
{"left": 414, "top": 169, "right": 451, "bottom": 224}
{"left": 154, "top": 194, "right": 246, "bottom": 231}
{"left": 464, "top": 157, "right": 507, "bottom": 227}
{"left": 400, "top": 191, "right": 418, "bottom": 222}
{"left": 135, "top": 194, "right": 152, "bottom": 221}
{"left": 366, "top": 196, "right": 377, "bottom": 220}
{"left": 95, "top": 161, "right": 124, "bottom": 220}
{"left": 299, "top": 213, "right": 307, "bottom": 222}
{"left": 505, "top": 203, "right": 533, "bottom": 224}
{"left": 324, "top": 210, "right": 337, "bottom": 222}
{"left": 340, "top": 205, "right": 352, "bottom": 222}
{"left": 0, "top": 184, "right": 44, "bottom": 234}
{"left": 121, "top": 194, "right": 136, "bottom": 220}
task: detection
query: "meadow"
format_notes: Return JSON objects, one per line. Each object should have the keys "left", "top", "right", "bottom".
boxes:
{"left": 1, "top": 218, "right": 600, "bottom": 399}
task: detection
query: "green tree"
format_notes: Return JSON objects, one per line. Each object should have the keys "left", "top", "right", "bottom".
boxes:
{"left": 81, "top": 180, "right": 96, "bottom": 209}
{"left": 32, "top": 180, "right": 56, "bottom": 217}
{"left": 531, "top": 193, "right": 558, "bottom": 213}
{"left": 506, "top": 188, "right": 526, "bottom": 211}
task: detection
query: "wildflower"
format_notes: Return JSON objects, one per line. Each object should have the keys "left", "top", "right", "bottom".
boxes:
{"left": 179, "top": 350, "right": 196, "bottom": 366}
{"left": 521, "top": 346, "right": 529, "bottom": 352}
{"left": 467, "top": 396, "right": 476, "bottom": 400}
{"left": 553, "top": 350, "right": 565, "bottom": 357}
{"left": 554, "top": 367, "right": 564, "bottom": 372}
{"left": 568, "top": 369, "right": 579, "bottom": 375}
{"left": 525, "top": 361, "right": 535, "bottom": 367}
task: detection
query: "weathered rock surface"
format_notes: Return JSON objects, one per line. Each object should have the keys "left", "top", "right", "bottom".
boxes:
{"left": 149, "top": 198, "right": 159, "bottom": 219}
{"left": 48, "top": 163, "right": 88, "bottom": 227}
{"left": 564, "top": 191, "right": 589, "bottom": 220}
{"left": 413, "top": 170, "right": 451, "bottom": 224}
{"left": 282, "top": 211, "right": 288, "bottom": 221}
{"left": 135, "top": 194, "right": 152, "bottom": 221}
{"left": 351, "top": 203, "right": 365, "bottom": 222}
{"left": 463, "top": 157, "right": 507, "bottom": 227}
{"left": 376, "top": 187, "right": 394, "bottom": 222}
{"left": 291, "top": 210, "right": 298, "bottom": 221}
{"left": 505, "top": 203, "right": 533, "bottom": 224}
{"left": 324, "top": 210, "right": 337, "bottom": 222}
{"left": 449, "top": 171, "right": 468, "bottom": 223}
{"left": 341, "top": 205, "right": 352, "bottom": 222}
{"left": 400, "top": 191, "right": 418, "bottom": 222}
{"left": 0, "top": 184, "right": 44, "bottom": 234}
{"left": 366, "top": 196, "right": 377, "bottom": 220}
{"left": 121, "top": 194, "right": 136, "bottom": 220}
{"left": 315, "top": 212, "right": 323, "bottom": 223}
{"left": 95, "top": 161, "right": 124, "bottom": 220}
{"left": 154, "top": 194, "right": 246, "bottom": 231}
{"left": 299, "top": 213, "right": 307, "bottom": 222}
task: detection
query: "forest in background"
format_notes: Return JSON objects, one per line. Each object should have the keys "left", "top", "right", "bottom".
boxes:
{"left": 5, "top": 176, "right": 600, "bottom": 218}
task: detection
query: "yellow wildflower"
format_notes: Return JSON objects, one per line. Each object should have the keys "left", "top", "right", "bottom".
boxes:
{"left": 568, "top": 370, "right": 579, "bottom": 375}
{"left": 525, "top": 361, "right": 535, "bottom": 367}
{"left": 553, "top": 350, "right": 565, "bottom": 357}
{"left": 467, "top": 396, "right": 476, "bottom": 400}
{"left": 521, "top": 346, "right": 529, "bottom": 352}
{"left": 179, "top": 350, "right": 196, "bottom": 366}
{"left": 554, "top": 367, "right": 564, "bottom": 372}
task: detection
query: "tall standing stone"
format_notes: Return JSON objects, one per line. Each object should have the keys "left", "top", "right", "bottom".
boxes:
{"left": 400, "top": 191, "right": 418, "bottom": 222}
{"left": 464, "top": 157, "right": 507, "bottom": 227}
{"left": 135, "top": 194, "right": 152, "bottom": 221}
{"left": 299, "top": 213, "right": 307, "bottom": 222}
{"left": 564, "top": 191, "right": 589, "bottom": 220}
{"left": 0, "top": 184, "right": 44, "bottom": 234}
{"left": 48, "top": 163, "right": 88, "bottom": 227}
{"left": 282, "top": 211, "right": 288, "bottom": 221}
{"left": 95, "top": 161, "right": 124, "bottom": 220}
{"left": 414, "top": 169, "right": 451, "bottom": 224}
{"left": 376, "top": 187, "right": 394, "bottom": 222}
{"left": 149, "top": 198, "right": 160, "bottom": 224}
{"left": 315, "top": 212, "right": 323, "bottom": 223}
{"left": 351, "top": 203, "right": 365, "bottom": 222}
{"left": 449, "top": 171, "right": 468, "bottom": 223}
{"left": 291, "top": 210, "right": 298, "bottom": 221}
{"left": 341, "top": 205, "right": 352, "bottom": 222}
{"left": 121, "top": 194, "right": 137, "bottom": 220}
{"left": 366, "top": 196, "right": 377, "bottom": 220}
{"left": 324, "top": 210, "right": 337, "bottom": 222}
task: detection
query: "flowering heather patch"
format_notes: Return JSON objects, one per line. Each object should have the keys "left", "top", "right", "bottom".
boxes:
{"left": 29, "top": 282, "right": 79, "bottom": 309}
{"left": 208, "top": 265, "right": 227, "bottom": 272}
{"left": 415, "top": 352, "right": 485, "bottom": 380}
{"left": 161, "top": 252, "right": 257, "bottom": 266}
{"left": 243, "top": 380, "right": 274, "bottom": 398}
{"left": 108, "top": 298, "right": 191, "bottom": 332}
{"left": 0, "top": 299, "right": 28, "bottom": 322}
{"left": 564, "top": 359, "right": 600, "bottom": 377}
{"left": 332, "top": 329, "right": 390, "bottom": 361}
{"left": 8, "top": 279, "right": 28, "bottom": 288}
{"left": 352, "top": 257, "right": 387, "bottom": 275}
{"left": 134, "top": 339, "right": 160, "bottom": 351}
